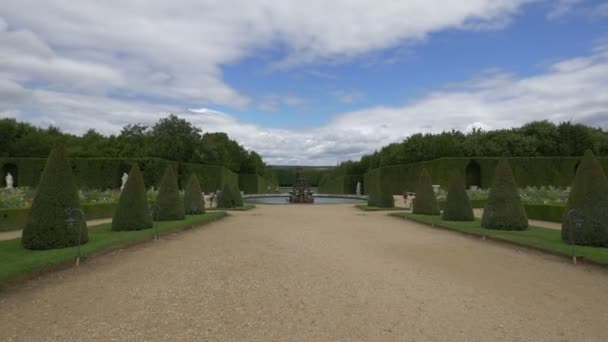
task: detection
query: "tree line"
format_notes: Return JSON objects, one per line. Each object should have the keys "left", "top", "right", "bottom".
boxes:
{"left": 334, "top": 120, "right": 608, "bottom": 175}
{"left": 0, "top": 114, "right": 270, "bottom": 175}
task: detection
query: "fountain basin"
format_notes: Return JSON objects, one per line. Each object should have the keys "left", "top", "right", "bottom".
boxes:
{"left": 244, "top": 194, "right": 367, "bottom": 205}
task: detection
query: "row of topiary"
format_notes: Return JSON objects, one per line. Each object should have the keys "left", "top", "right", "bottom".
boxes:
{"left": 21, "top": 145, "right": 242, "bottom": 250}
{"left": 411, "top": 150, "right": 608, "bottom": 247}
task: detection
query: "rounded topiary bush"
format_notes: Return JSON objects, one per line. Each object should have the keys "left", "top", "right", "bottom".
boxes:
{"left": 112, "top": 163, "right": 152, "bottom": 231}
{"left": 184, "top": 174, "right": 205, "bottom": 215}
{"left": 481, "top": 159, "right": 528, "bottom": 230}
{"left": 413, "top": 168, "right": 439, "bottom": 215}
{"left": 442, "top": 173, "right": 474, "bottom": 221}
{"left": 155, "top": 165, "right": 185, "bottom": 221}
{"left": 22, "top": 145, "right": 89, "bottom": 250}
{"left": 562, "top": 150, "right": 608, "bottom": 246}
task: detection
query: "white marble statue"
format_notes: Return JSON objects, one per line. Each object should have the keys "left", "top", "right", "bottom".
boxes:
{"left": 5, "top": 172, "right": 14, "bottom": 189}
{"left": 356, "top": 181, "right": 361, "bottom": 196}
{"left": 120, "top": 172, "right": 128, "bottom": 191}
{"left": 432, "top": 184, "right": 440, "bottom": 195}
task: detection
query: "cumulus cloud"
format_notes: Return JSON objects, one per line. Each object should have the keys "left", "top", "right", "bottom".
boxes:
{"left": 546, "top": 0, "right": 583, "bottom": 20}
{"left": 0, "top": 0, "right": 532, "bottom": 108}
{"left": 3, "top": 0, "right": 605, "bottom": 165}
{"left": 197, "top": 47, "right": 608, "bottom": 165}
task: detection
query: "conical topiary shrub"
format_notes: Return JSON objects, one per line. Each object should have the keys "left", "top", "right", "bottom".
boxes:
{"left": 413, "top": 168, "right": 439, "bottom": 215}
{"left": 112, "top": 163, "right": 152, "bottom": 231}
{"left": 155, "top": 165, "right": 185, "bottom": 221}
{"left": 217, "top": 183, "right": 241, "bottom": 208}
{"left": 22, "top": 145, "right": 89, "bottom": 250}
{"left": 481, "top": 159, "right": 528, "bottom": 230}
{"left": 562, "top": 150, "right": 608, "bottom": 246}
{"left": 184, "top": 174, "right": 205, "bottom": 215}
{"left": 442, "top": 172, "right": 474, "bottom": 221}
{"left": 232, "top": 185, "right": 244, "bottom": 207}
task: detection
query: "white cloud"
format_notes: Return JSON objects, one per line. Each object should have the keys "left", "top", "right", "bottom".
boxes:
{"left": 0, "top": 0, "right": 532, "bottom": 109}
{"left": 547, "top": 0, "right": 583, "bottom": 20}
{"left": 3, "top": 45, "right": 608, "bottom": 165}
{"left": 332, "top": 90, "right": 366, "bottom": 104}
{"left": 3, "top": 0, "right": 606, "bottom": 165}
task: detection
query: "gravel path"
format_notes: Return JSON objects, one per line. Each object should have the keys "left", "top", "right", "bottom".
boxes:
{"left": 1, "top": 205, "right": 607, "bottom": 341}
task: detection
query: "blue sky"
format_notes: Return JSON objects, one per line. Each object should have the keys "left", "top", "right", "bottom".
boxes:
{"left": 1, "top": 1, "right": 608, "bottom": 164}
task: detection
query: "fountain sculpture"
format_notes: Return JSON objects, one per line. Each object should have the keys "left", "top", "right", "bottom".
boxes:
{"left": 288, "top": 172, "right": 314, "bottom": 203}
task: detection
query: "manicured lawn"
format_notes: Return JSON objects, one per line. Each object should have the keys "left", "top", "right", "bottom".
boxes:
{"left": 355, "top": 204, "right": 407, "bottom": 211}
{"left": 391, "top": 213, "right": 608, "bottom": 266}
{"left": 213, "top": 204, "right": 256, "bottom": 211}
{"left": 0, "top": 212, "right": 226, "bottom": 285}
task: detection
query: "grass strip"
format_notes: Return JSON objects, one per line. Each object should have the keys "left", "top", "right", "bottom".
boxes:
{"left": 0, "top": 211, "right": 226, "bottom": 285}
{"left": 213, "top": 204, "right": 256, "bottom": 211}
{"left": 391, "top": 213, "right": 608, "bottom": 266}
{"left": 355, "top": 204, "right": 408, "bottom": 211}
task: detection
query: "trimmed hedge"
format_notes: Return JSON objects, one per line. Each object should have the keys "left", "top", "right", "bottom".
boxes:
{"left": 442, "top": 173, "right": 474, "bottom": 221}
{"left": 525, "top": 204, "right": 565, "bottom": 223}
{"left": 184, "top": 174, "right": 205, "bottom": 215}
{"left": 155, "top": 166, "right": 185, "bottom": 221}
{"left": 357, "top": 156, "right": 608, "bottom": 198}
{"left": 481, "top": 160, "right": 528, "bottom": 231}
{"left": 22, "top": 146, "right": 89, "bottom": 250}
{"left": 319, "top": 174, "right": 363, "bottom": 195}
{"left": 413, "top": 168, "right": 440, "bottom": 215}
{"left": 366, "top": 168, "right": 394, "bottom": 208}
{"left": 0, "top": 157, "right": 240, "bottom": 193}
{"left": 239, "top": 173, "right": 278, "bottom": 194}
{"left": 0, "top": 203, "right": 117, "bottom": 233}
{"left": 272, "top": 167, "right": 332, "bottom": 187}
{"left": 562, "top": 150, "right": 608, "bottom": 246}
{"left": 217, "top": 183, "right": 243, "bottom": 208}
{"left": 112, "top": 164, "right": 152, "bottom": 231}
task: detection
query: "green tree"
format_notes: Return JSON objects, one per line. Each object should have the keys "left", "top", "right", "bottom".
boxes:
{"left": 184, "top": 174, "right": 205, "bottom": 215}
{"left": 22, "top": 145, "right": 89, "bottom": 249}
{"left": 481, "top": 159, "right": 528, "bottom": 230}
{"left": 112, "top": 163, "right": 152, "bottom": 231}
{"left": 412, "top": 168, "right": 440, "bottom": 215}
{"left": 442, "top": 173, "right": 474, "bottom": 221}
{"left": 561, "top": 150, "right": 608, "bottom": 246}
{"left": 155, "top": 165, "right": 185, "bottom": 220}
{"left": 150, "top": 114, "right": 201, "bottom": 162}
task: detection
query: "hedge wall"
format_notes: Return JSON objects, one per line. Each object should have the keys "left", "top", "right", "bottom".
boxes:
{"left": 318, "top": 174, "right": 363, "bottom": 194}
{"left": 239, "top": 173, "right": 277, "bottom": 194}
{"left": 0, "top": 202, "right": 117, "bottom": 232}
{"left": 272, "top": 167, "right": 332, "bottom": 187}
{"left": 524, "top": 204, "right": 565, "bottom": 223}
{"left": 0, "top": 158, "right": 240, "bottom": 193}
{"left": 361, "top": 156, "right": 608, "bottom": 197}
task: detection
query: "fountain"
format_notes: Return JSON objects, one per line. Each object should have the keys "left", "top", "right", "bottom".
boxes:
{"left": 288, "top": 172, "right": 314, "bottom": 203}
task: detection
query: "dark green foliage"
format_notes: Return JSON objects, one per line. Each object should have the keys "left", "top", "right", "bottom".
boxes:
{"left": 155, "top": 166, "right": 185, "bottom": 221}
{"left": 562, "top": 150, "right": 608, "bottom": 246}
{"left": 1, "top": 203, "right": 118, "bottom": 232}
{"left": 442, "top": 173, "right": 474, "bottom": 221}
{"left": 481, "top": 160, "right": 528, "bottom": 230}
{"left": 413, "top": 168, "right": 439, "bottom": 215}
{"left": 21, "top": 145, "right": 89, "bottom": 250}
{"left": 525, "top": 204, "right": 565, "bottom": 223}
{"left": 217, "top": 183, "right": 243, "bottom": 208}
{"left": 184, "top": 174, "right": 205, "bottom": 215}
{"left": 112, "top": 164, "right": 152, "bottom": 231}
{"left": 366, "top": 169, "right": 394, "bottom": 208}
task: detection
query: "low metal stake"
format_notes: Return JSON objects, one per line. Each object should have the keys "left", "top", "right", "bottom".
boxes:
{"left": 65, "top": 208, "right": 85, "bottom": 266}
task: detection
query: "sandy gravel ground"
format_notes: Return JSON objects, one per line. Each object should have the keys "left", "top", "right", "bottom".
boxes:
{"left": 1, "top": 204, "right": 607, "bottom": 341}
{"left": 0, "top": 218, "right": 112, "bottom": 241}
